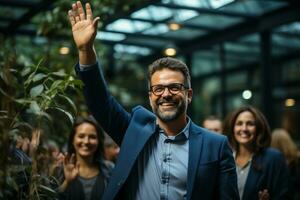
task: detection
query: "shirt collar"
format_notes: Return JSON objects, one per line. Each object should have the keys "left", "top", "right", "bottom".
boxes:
{"left": 157, "top": 117, "right": 190, "bottom": 141}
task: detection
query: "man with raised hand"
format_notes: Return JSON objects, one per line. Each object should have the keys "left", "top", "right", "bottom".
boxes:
{"left": 68, "top": 1, "right": 239, "bottom": 199}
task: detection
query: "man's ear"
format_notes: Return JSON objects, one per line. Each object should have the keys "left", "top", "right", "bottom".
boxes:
{"left": 187, "top": 89, "right": 193, "bottom": 104}
{"left": 148, "top": 92, "right": 153, "bottom": 105}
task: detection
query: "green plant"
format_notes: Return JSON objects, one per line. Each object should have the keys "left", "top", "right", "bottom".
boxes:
{"left": 0, "top": 37, "right": 83, "bottom": 199}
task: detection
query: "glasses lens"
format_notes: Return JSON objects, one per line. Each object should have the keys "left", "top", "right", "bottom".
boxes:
{"left": 152, "top": 85, "right": 164, "bottom": 95}
{"left": 168, "top": 84, "right": 182, "bottom": 94}
{"left": 151, "top": 83, "right": 185, "bottom": 96}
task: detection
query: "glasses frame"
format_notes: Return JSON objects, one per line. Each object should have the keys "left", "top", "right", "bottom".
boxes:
{"left": 149, "top": 83, "right": 189, "bottom": 96}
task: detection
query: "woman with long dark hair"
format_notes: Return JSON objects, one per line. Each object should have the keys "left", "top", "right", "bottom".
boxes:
{"left": 223, "top": 106, "right": 289, "bottom": 200}
{"left": 59, "top": 116, "right": 112, "bottom": 200}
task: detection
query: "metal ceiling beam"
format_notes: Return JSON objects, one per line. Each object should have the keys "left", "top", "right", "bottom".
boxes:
{"left": 3, "top": 0, "right": 54, "bottom": 35}
{"left": 155, "top": 3, "right": 257, "bottom": 19}
{"left": 100, "top": 40, "right": 161, "bottom": 50}
{"left": 102, "top": 0, "right": 161, "bottom": 28}
{"left": 139, "top": 4, "right": 299, "bottom": 64}
{"left": 274, "top": 31, "right": 300, "bottom": 38}
{"left": 0, "top": 0, "right": 37, "bottom": 7}
{"left": 0, "top": 27, "right": 161, "bottom": 50}
{"left": 177, "top": 5, "right": 300, "bottom": 53}
{"left": 102, "top": 29, "right": 185, "bottom": 43}
{"left": 122, "top": 16, "right": 218, "bottom": 31}
{"left": 193, "top": 48, "right": 300, "bottom": 81}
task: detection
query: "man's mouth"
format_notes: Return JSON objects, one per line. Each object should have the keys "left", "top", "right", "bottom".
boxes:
{"left": 159, "top": 102, "right": 175, "bottom": 106}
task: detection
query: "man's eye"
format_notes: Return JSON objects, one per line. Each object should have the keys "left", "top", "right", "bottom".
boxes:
{"left": 169, "top": 85, "right": 181, "bottom": 91}
{"left": 170, "top": 86, "right": 180, "bottom": 91}
{"left": 154, "top": 87, "right": 164, "bottom": 92}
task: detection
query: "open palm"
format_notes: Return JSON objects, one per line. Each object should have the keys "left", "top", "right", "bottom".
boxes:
{"left": 63, "top": 153, "right": 79, "bottom": 183}
{"left": 68, "top": 2, "right": 99, "bottom": 51}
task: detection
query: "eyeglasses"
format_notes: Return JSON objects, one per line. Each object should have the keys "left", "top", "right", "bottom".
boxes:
{"left": 149, "top": 83, "right": 188, "bottom": 96}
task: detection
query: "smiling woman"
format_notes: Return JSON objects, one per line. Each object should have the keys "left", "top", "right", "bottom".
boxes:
{"left": 223, "top": 106, "right": 289, "bottom": 200}
{"left": 58, "top": 116, "right": 113, "bottom": 200}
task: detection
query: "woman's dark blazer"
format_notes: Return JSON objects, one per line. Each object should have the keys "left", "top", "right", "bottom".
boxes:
{"left": 242, "top": 148, "right": 289, "bottom": 200}
{"left": 59, "top": 160, "right": 113, "bottom": 200}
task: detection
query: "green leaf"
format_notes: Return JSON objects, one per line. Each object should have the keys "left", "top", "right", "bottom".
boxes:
{"left": 52, "top": 71, "right": 66, "bottom": 77}
{"left": 48, "top": 107, "right": 74, "bottom": 125}
{"left": 21, "top": 66, "right": 32, "bottom": 76}
{"left": 12, "top": 122, "right": 33, "bottom": 132}
{"left": 24, "top": 59, "right": 44, "bottom": 87}
{"left": 0, "top": 110, "right": 8, "bottom": 116}
{"left": 38, "top": 185, "right": 57, "bottom": 195}
{"left": 50, "top": 80, "right": 63, "bottom": 91}
{"left": 29, "top": 101, "right": 41, "bottom": 113}
{"left": 0, "top": 85, "right": 10, "bottom": 97}
{"left": 39, "top": 111, "right": 52, "bottom": 122}
{"left": 71, "top": 79, "right": 83, "bottom": 86}
{"left": 30, "top": 84, "right": 44, "bottom": 97}
{"left": 14, "top": 98, "right": 32, "bottom": 105}
{"left": 32, "top": 73, "right": 47, "bottom": 82}
{"left": 58, "top": 94, "right": 77, "bottom": 115}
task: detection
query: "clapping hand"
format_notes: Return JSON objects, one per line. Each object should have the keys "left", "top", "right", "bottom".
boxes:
{"left": 29, "top": 129, "right": 40, "bottom": 157}
{"left": 258, "top": 189, "right": 269, "bottom": 200}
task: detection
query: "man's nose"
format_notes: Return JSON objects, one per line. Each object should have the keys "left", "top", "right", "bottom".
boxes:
{"left": 161, "top": 87, "right": 172, "bottom": 97}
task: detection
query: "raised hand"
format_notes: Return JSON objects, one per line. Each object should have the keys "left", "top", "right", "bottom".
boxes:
{"left": 258, "top": 189, "right": 270, "bottom": 200}
{"left": 63, "top": 153, "right": 79, "bottom": 183}
{"left": 68, "top": 1, "right": 99, "bottom": 51}
{"left": 29, "top": 129, "right": 40, "bottom": 157}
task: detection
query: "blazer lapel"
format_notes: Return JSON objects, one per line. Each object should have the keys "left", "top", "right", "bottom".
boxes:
{"left": 103, "top": 120, "right": 156, "bottom": 199}
{"left": 186, "top": 124, "right": 203, "bottom": 200}
{"left": 242, "top": 155, "right": 263, "bottom": 200}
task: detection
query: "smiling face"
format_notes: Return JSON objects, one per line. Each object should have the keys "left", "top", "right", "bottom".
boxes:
{"left": 73, "top": 122, "right": 99, "bottom": 159}
{"left": 233, "top": 111, "right": 256, "bottom": 147}
{"left": 149, "top": 68, "right": 192, "bottom": 123}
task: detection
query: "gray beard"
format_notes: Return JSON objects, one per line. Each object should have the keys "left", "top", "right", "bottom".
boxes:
{"left": 153, "top": 100, "right": 187, "bottom": 122}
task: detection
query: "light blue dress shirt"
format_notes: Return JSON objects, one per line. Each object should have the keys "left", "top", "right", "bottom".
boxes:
{"left": 131, "top": 119, "right": 190, "bottom": 200}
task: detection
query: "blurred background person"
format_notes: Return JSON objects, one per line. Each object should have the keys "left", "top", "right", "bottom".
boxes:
{"left": 7, "top": 128, "right": 40, "bottom": 199}
{"left": 44, "top": 139, "right": 64, "bottom": 177}
{"left": 271, "top": 128, "right": 300, "bottom": 200}
{"left": 202, "top": 115, "right": 223, "bottom": 134}
{"left": 103, "top": 134, "right": 119, "bottom": 164}
{"left": 58, "top": 117, "right": 113, "bottom": 200}
{"left": 223, "top": 106, "right": 289, "bottom": 200}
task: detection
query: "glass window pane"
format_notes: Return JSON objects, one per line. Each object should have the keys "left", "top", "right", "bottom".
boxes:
{"left": 220, "top": 1, "right": 288, "bottom": 15}
{"left": 192, "top": 77, "right": 221, "bottom": 122}
{"left": 192, "top": 47, "right": 220, "bottom": 76}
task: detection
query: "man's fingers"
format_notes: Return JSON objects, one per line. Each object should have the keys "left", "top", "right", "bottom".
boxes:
{"left": 77, "top": 1, "right": 85, "bottom": 21}
{"left": 72, "top": 3, "right": 80, "bottom": 23}
{"left": 93, "top": 17, "right": 100, "bottom": 30}
{"left": 86, "top": 3, "right": 93, "bottom": 21}
{"left": 68, "top": 10, "right": 75, "bottom": 26}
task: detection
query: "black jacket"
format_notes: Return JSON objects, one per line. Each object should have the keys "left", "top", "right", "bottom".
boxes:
{"left": 59, "top": 159, "right": 113, "bottom": 200}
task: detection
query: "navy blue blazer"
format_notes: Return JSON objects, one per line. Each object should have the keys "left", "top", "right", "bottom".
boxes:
{"left": 242, "top": 148, "right": 289, "bottom": 200}
{"left": 76, "top": 63, "right": 239, "bottom": 200}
